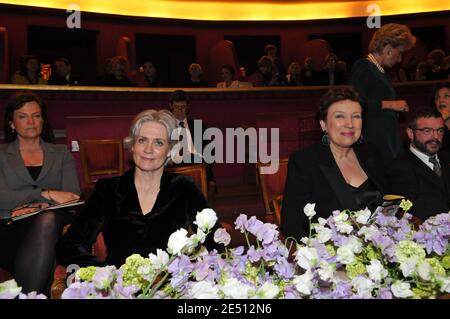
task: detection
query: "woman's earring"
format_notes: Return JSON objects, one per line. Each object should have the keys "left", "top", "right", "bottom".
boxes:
{"left": 357, "top": 134, "right": 364, "bottom": 144}
{"left": 321, "top": 131, "right": 330, "bottom": 145}
{"left": 11, "top": 128, "right": 15, "bottom": 133}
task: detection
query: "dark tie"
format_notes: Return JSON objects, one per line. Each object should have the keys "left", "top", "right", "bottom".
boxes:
{"left": 178, "top": 122, "right": 185, "bottom": 157}
{"left": 179, "top": 121, "right": 185, "bottom": 128}
{"left": 429, "top": 155, "right": 442, "bottom": 177}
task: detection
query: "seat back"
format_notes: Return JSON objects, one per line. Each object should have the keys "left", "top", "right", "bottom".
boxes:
{"left": 256, "top": 158, "right": 289, "bottom": 225}
{"left": 207, "top": 40, "right": 240, "bottom": 87}
{"left": 295, "top": 39, "right": 332, "bottom": 72}
{"left": 0, "top": 27, "right": 8, "bottom": 84}
{"left": 165, "top": 164, "right": 209, "bottom": 200}
{"left": 79, "top": 139, "right": 125, "bottom": 185}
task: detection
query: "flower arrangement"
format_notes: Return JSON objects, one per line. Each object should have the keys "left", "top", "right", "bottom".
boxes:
{"left": 1, "top": 202, "right": 449, "bottom": 299}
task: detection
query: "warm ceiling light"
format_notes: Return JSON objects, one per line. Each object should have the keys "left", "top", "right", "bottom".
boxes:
{"left": 0, "top": 0, "right": 449, "bottom": 21}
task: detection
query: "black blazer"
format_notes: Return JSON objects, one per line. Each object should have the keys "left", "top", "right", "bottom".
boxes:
{"left": 386, "top": 150, "right": 450, "bottom": 221}
{"left": 57, "top": 169, "right": 214, "bottom": 267}
{"left": 281, "top": 142, "right": 388, "bottom": 241}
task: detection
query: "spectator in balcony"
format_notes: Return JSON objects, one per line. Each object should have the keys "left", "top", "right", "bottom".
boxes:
{"left": 415, "top": 61, "right": 430, "bottom": 81}
{"left": 135, "top": 60, "right": 162, "bottom": 87}
{"left": 398, "top": 53, "right": 419, "bottom": 82}
{"left": 285, "top": 62, "right": 303, "bottom": 86}
{"left": 216, "top": 64, "right": 245, "bottom": 88}
{"left": 184, "top": 63, "right": 208, "bottom": 88}
{"left": 319, "top": 53, "right": 347, "bottom": 86}
{"left": 281, "top": 88, "right": 387, "bottom": 240}
{"left": 48, "top": 58, "right": 81, "bottom": 86}
{"left": 350, "top": 23, "right": 416, "bottom": 164}
{"left": 11, "top": 55, "right": 48, "bottom": 85}
{"left": 264, "top": 44, "right": 286, "bottom": 79}
{"left": 99, "top": 56, "right": 134, "bottom": 87}
{"left": 57, "top": 109, "right": 219, "bottom": 268}
{"left": 247, "top": 56, "right": 285, "bottom": 87}
{"left": 425, "top": 49, "right": 448, "bottom": 81}
{"left": 0, "top": 91, "right": 80, "bottom": 295}
{"left": 432, "top": 83, "right": 450, "bottom": 152}
{"left": 300, "top": 57, "right": 321, "bottom": 86}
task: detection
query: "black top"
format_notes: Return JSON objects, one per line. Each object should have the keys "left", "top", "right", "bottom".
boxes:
{"left": 350, "top": 58, "right": 403, "bottom": 164}
{"left": 442, "top": 127, "right": 450, "bottom": 152}
{"left": 281, "top": 142, "right": 388, "bottom": 240}
{"left": 26, "top": 166, "right": 42, "bottom": 181}
{"left": 347, "top": 179, "right": 382, "bottom": 212}
{"left": 57, "top": 169, "right": 218, "bottom": 267}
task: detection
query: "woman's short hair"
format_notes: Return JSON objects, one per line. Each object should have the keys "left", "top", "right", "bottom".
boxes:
{"left": 318, "top": 87, "right": 362, "bottom": 122}
{"left": 221, "top": 64, "right": 235, "bottom": 77}
{"left": 3, "top": 91, "right": 55, "bottom": 143}
{"left": 124, "top": 109, "right": 177, "bottom": 149}
{"left": 368, "top": 23, "right": 416, "bottom": 54}
{"left": 19, "top": 54, "right": 41, "bottom": 76}
{"left": 258, "top": 56, "right": 273, "bottom": 68}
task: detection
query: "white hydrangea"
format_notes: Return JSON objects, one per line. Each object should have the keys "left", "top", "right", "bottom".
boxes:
{"left": 336, "top": 245, "right": 356, "bottom": 265}
{"left": 318, "top": 262, "right": 336, "bottom": 282}
{"left": 366, "top": 260, "right": 388, "bottom": 282}
{"left": 399, "top": 256, "right": 419, "bottom": 277}
{"left": 346, "top": 236, "right": 363, "bottom": 254}
{"left": 417, "top": 259, "right": 432, "bottom": 281}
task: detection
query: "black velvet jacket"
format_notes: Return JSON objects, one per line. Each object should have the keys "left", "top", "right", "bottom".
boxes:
{"left": 281, "top": 142, "right": 388, "bottom": 241}
{"left": 57, "top": 168, "right": 212, "bottom": 267}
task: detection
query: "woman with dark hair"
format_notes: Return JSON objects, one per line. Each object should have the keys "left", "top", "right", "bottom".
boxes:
{"left": 11, "top": 55, "right": 48, "bottom": 85}
{"left": 281, "top": 88, "right": 388, "bottom": 240}
{"left": 350, "top": 23, "right": 416, "bottom": 164}
{"left": 0, "top": 91, "right": 80, "bottom": 295}
{"left": 432, "top": 83, "right": 450, "bottom": 151}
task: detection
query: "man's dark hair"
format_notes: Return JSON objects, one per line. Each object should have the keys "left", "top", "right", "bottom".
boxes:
{"left": 169, "top": 90, "right": 189, "bottom": 105}
{"left": 408, "top": 108, "right": 443, "bottom": 129}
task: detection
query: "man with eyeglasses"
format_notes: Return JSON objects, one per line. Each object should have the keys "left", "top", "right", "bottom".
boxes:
{"left": 387, "top": 109, "right": 450, "bottom": 220}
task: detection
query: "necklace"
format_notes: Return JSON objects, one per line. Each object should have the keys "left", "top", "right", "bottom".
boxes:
{"left": 367, "top": 53, "right": 385, "bottom": 74}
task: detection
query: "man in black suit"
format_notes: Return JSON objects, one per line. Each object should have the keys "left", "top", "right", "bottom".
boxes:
{"left": 48, "top": 58, "right": 81, "bottom": 85}
{"left": 168, "top": 90, "right": 217, "bottom": 201}
{"left": 387, "top": 109, "right": 450, "bottom": 221}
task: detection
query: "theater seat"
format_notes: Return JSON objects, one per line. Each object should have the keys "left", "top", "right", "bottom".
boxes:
{"left": 294, "top": 39, "right": 332, "bottom": 72}
{"left": 207, "top": 40, "right": 240, "bottom": 87}
{"left": 166, "top": 163, "right": 209, "bottom": 201}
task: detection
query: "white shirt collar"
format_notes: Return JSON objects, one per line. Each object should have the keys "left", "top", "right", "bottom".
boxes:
{"left": 409, "top": 144, "right": 439, "bottom": 171}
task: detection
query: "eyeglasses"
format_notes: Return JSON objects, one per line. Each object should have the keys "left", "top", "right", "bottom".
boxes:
{"left": 412, "top": 127, "right": 445, "bottom": 135}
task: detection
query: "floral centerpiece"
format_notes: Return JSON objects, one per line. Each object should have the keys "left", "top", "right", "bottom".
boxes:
{"left": 1, "top": 202, "right": 449, "bottom": 299}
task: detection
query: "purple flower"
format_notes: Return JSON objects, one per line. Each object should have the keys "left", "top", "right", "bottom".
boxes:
{"left": 377, "top": 288, "right": 393, "bottom": 299}
{"left": 214, "top": 228, "right": 231, "bottom": 246}
{"left": 274, "top": 256, "right": 295, "bottom": 279}
{"left": 372, "top": 231, "right": 396, "bottom": 261}
{"left": 232, "top": 246, "right": 245, "bottom": 256}
{"left": 234, "top": 214, "right": 249, "bottom": 233}
{"left": 331, "top": 281, "right": 353, "bottom": 299}
{"left": 414, "top": 213, "right": 450, "bottom": 255}
{"left": 255, "top": 223, "right": 279, "bottom": 245}
{"left": 246, "top": 216, "right": 265, "bottom": 237}
{"left": 18, "top": 292, "right": 46, "bottom": 299}
{"left": 247, "top": 246, "right": 262, "bottom": 263}
{"left": 62, "top": 281, "right": 98, "bottom": 299}
{"left": 168, "top": 255, "right": 194, "bottom": 276}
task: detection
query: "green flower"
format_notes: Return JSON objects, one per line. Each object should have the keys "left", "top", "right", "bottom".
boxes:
{"left": 244, "top": 261, "right": 259, "bottom": 284}
{"left": 395, "top": 241, "right": 426, "bottom": 263}
{"left": 345, "top": 261, "right": 366, "bottom": 279}
{"left": 412, "top": 286, "right": 433, "bottom": 299}
{"left": 399, "top": 199, "right": 413, "bottom": 212}
{"left": 76, "top": 266, "right": 97, "bottom": 282}
{"left": 365, "top": 244, "right": 382, "bottom": 261}
{"left": 120, "top": 254, "right": 152, "bottom": 290}
{"left": 427, "top": 258, "right": 445, "bottom": 277}
{"left": 440, "top": 256, "right": 450, "bottom": 270}
{"left": 325, "top": 244, "right": 336, "bottom": 257}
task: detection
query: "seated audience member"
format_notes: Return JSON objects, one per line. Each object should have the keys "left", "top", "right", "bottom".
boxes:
{"left": 167, "top": 90, "right": 217, "bottom": 202}
{"left": 48, "top": 58, "right": 81, "bottom": 85}
{"left": 425, "top": 49, "right": 448, "bottom": 81}
{"left": 11, "top": 55, "right": 48, "bottom": 85}
{"left": 216, "top": 64, "right": 245, "bottom": 88}
{"left": 247, "top": 56, "right": 285, "bottom": 87}
{"left": 57, "top": 109, "right": 218, "bottom": 268}
{"left": 264, "top": 44, "right": 286, "bottom": 79}
{"left": 432, "top": 83, "right": 450, "bottom": 151}
{"left": 285, "top": 62, "right": 303, "bottom": 86}
{"left": 281, "top": 88, "right": 388, "bottom": 240}
{"left": 99, "top": 56, "right": 134, "bottom": 87}
{"left": 319, "top": 53, "right": 347, "bottom": 85}
{"left": 386, "top": 109, "right": 450, "bottom": 221}
{"left": 415, "top": 61, "right": 430, "bottom": 81}
{"left": 300, "top": 57, "right": 321, "bottom": 86}
{"left": 135, "top": 60, "right": 162, "bottom": 87}
{"left": 0, "top": 91, "right": 80, "bottom": 295}
{"left": 184, "top": 63, "right": 208, "bottom": 88}
{"left": 398, "top": 54, "right": 419, "bottom": 82}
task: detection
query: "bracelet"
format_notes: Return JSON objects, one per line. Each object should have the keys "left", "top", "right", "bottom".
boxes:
{"left": 47, "top": 189, "right": 53, "bottom": 201}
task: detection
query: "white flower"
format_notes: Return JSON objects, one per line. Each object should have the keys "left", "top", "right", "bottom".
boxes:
{"left": 256, "top": 282, "right": 279, "bottom": 299}
{"left": 355, "top": 208, "right": 371, "bottom": 224}
{"left": 195, "top": 228, "right": 207, "bottom": 244}
{"left": 391, "top": 281, "right": 414, "bottom": 298}
{"left": 318, "top": 217, "right": 327, "bottom": 226}
{"left": 167, "top": 228, "right": 190, "bottom": 255}
{"left": 220, "top": 278, "right": 254, "bottom": 299}
{"left": 347, "top": 236, "right": 363, "bottom": 254}
{"left": 303, "top": 203, "right": 316, "bottom": 219}
{"left": 357, "top": 225, "right": 378, "bottom": 241}
{"left": 336, "top": 245, "right": 355, "bottom": 265}
{"left": 300, "top": 237, "right": 309, "bottom": 244}
{"left": 149, "top": 249, "right": 170, "bottom": 270}
{"left": 314, "top": 225, "right": 332, "bottom": 243}
{"left": 295, "top": 246, "right": 319, "bottom": 270}
{"left": 0, "top": 279, "right": 22, "bottom": 299}
{"left": 190, "top": 281, "right": 219, "bottom": 299}
{"left": 334, "top": 212, "right": 353, "bottom": 234}
{"left": 351, "top": 276, "right": 375, "bottom": 298}
{"left": 436, "top": 275, "right": 450, "bottom": 293}
{"left": 194, "top": 208, "right": 218, "bottom": 231}
{"left": 399, "top": 256, "right": 419, "bottom": 277}
{"left": 318, "top": 262, "right": 335, "bottom": 282}
{"left": 417, "top": 259, "right": 432, "bottom": 281}
{"left": 92, "top": 266, "right": 116, "bottom": 290}
{"left": 366, "top": 260, "right": 388, "bottom": 282}
{"left": 293, "top": 271, "right": 314, "bottom": 296}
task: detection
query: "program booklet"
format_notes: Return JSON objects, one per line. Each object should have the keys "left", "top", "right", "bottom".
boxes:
{"left": 2, "top": 199, "right": 85, "bottom": 224}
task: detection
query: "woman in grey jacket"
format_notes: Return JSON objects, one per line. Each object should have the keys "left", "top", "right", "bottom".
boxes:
{"left": 0, "top": 91, "right": 80, "bottom": 295}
